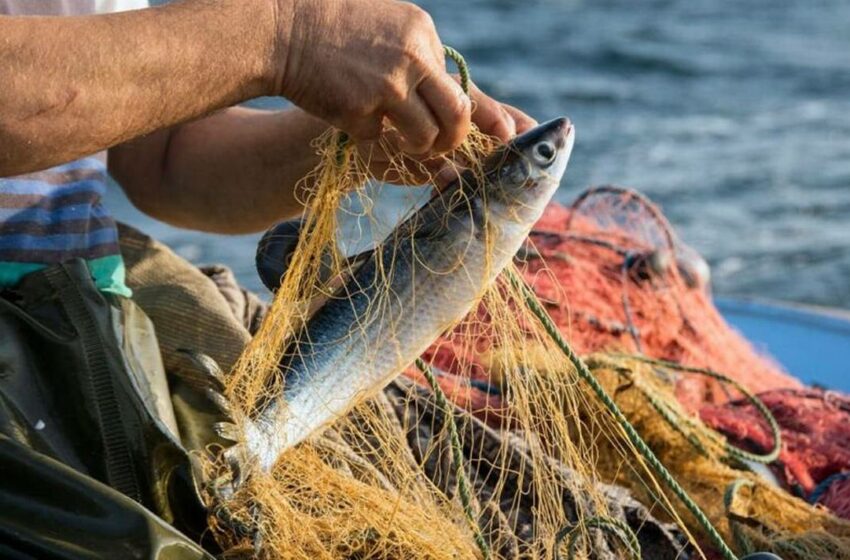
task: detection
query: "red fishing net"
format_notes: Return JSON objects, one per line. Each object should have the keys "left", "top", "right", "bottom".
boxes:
{"left": 405, "top": 186, "right": 850, "bottom": 520}
{"left": 702, "top": 389, "right": 850, "bottom": 519}
{"left": 411, "top": 186, "right": 800, "bottom": 411}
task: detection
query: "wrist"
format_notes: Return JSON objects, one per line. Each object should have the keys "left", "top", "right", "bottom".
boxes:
{"left": 228, "top": 0, "right": 285, "bottom": 98}
{"left": 262, "top": 0, "right": 298, "bottom": 97}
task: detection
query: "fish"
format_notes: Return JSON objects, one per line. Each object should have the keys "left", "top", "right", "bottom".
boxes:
{"left": 247, "top": 117, "right": 575, "bottom": 471}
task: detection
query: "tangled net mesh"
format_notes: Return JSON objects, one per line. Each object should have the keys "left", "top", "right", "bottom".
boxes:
{"left": 194, "top": 121, "right": 707, "bottom": 560}
{"left": 412, "top": 188, "right": 850, "bottom": 558}
{"left": 195, "top": 111, "right": 849, "bottom": 559}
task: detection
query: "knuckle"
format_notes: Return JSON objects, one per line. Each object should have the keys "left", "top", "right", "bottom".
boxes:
{"left": 404, "top": 3, "right": 435, "bottom": 29}
{"left": 398, "top": 5, "right": 437, "bottom": 63}
{"left": 447, "top": 92, "right": 472, "bottom": 123}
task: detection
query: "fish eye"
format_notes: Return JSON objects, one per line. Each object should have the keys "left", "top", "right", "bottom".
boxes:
{"left": 533, "top": 140, "right": 556, "bottom": 166}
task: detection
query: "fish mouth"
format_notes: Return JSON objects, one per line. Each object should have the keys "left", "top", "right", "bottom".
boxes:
{"left": 512, "top": 117, "right": 573, "bottom": 156}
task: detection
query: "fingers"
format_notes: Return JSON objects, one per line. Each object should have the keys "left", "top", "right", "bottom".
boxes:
{"left": 393, "top": 71, "right": 534, "bottom": 156}
{"left": 463, "top": 79, "right": 538, "bottom": 141}
{"left": 502, "top": 104, "right": 538, "bottom": 135}
{"left": 355, "top": 68, "right": 538, "bottom": 185}
{"left": 465, "top": 81, "right": 515, "bottom": 142}
{"left": 417, "top": 73, "right": 472, "bottom": 153}
{"left": 466, "top": 81, "right": 509, "bottom": 139}
{"left": 386, "top": 91, "right": 441, "bottom": 155}
{"left": 378, "top": 7, "right": 470, "bottom": 156}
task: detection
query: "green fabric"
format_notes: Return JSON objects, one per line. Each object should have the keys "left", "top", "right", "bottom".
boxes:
{"left": 0, "top": 258, "right": 212, "bottom": 558}
{"left": 0, "top": 254, "right": 132, "bottom": 297}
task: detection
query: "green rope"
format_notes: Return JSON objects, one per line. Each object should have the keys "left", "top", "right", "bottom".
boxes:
{"left": 635, "top": 380, "right": 713, "bottom": 456}
{"left": 416, "top": 359, "right": 492, "bottom": 560}
{"left": 554, "top": 517, "right": 641, "bottom": 560}
{"left": 505, "top": 268, "right": 739, "bottom": 560}
{"left": 416, "top": 47, "right": 492, "bottom": 559}
{"left": 333, "top": 43, "right": 735, "bottom": 560}
{"left": 443, "top": 45, "right": 470, "bottom": 94}
{"left": 424, "top": 45, "right": 735, "bottom": 560}
{"left": 724, "top": 479, "right": 757, "bottom": 554}
{"left": 614, "top": 354, "right": 782, "bottom": 464}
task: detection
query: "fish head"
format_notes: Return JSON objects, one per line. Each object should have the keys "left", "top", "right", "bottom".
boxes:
{"left": 483, "top": 117, "right": 574, "bottom": 226}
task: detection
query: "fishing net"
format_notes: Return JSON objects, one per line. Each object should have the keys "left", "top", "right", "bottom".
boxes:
{"left": 519, "top": 190, "right": 802, "bottom": 410}
{"left": 406, "top": 187, "right": 850, "bottom": 559}
{"left": 169, "top": 49, "right": 849, "bottom": 560}
{"left": 701, "top": 389, "right": 850, "bottom": 519}
{"left": 415, "top": 189, "right": 804, "bottom": 420}
{"left": 580, "top": 355, "right": 850, "bottom": 560}
{"left": 189, "top": 110, "right": 715, "bottom": 560}
{"left": 207, "top": 128, "right": 490, "bottom": 559}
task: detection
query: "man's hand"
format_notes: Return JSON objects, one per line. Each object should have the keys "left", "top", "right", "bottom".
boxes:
{"left": 272, "top": 0, "right": 474, "bottom": 156}
{"left": 360, "top": 78, "right": 538, "bottom": 186}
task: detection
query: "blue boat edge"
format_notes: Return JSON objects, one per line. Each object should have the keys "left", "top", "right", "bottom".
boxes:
{"left": 717, "top": 297, "right": 850, "bottom": 392}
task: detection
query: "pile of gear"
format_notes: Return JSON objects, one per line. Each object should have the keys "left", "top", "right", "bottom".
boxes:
{"left": 13, "top": 179, "right": 845, "bottom": 560}
{"left": 412, "top": 187, "right": 850, "bottom": 559}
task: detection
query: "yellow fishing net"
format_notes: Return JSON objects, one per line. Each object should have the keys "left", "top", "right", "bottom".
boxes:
{"left": 580, "top": 355, "right": 850, "bottom": 560}
{"left": 195, "top": 115, "right": 699, "bottom": 560}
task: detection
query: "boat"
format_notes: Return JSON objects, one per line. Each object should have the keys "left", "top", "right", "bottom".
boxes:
{"left": 718, "top": 297, "right": 850, "bottom": 392}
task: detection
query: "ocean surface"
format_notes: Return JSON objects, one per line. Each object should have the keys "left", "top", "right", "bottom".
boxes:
{"left": 110, "top": 0, "right": 850, "bottom": 307}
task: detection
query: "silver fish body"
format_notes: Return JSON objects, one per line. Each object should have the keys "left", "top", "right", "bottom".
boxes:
{"left": 247, "top": 118, "right": 575, "bottom": 471}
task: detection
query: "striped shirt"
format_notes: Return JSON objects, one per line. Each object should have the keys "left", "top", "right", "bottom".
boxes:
{"left": 0, "top": 158, "right": 129, "bottom": 295}
{"left": 1, "top": 0, "right": 149, "bottom": 296}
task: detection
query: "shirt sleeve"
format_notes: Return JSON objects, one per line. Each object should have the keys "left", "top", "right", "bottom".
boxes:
{"left": 96, "top": 0, "right": 150, "bottom": 12}
{"left": 0, "top": 1, "right": 151, "bottom": 16}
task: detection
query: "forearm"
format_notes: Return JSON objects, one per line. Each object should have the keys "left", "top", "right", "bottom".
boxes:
{"left": 110, "top": 108, "right": 327, "bottom": 234}
{"left": 0, "top": 0, "right": 275, "bottom": 177}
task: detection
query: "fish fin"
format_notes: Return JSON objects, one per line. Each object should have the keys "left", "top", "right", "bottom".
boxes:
{"left": 256, "top": 217, "right": 373, "bottom": 292}
{"left": 204, "top": 387, "right": 234, "bottom": 417}
{"left": 214, "top": 421, "right": 242, "bottom": 443}
{"left": 172, "top": 349, "right": 227, "bottom": 392}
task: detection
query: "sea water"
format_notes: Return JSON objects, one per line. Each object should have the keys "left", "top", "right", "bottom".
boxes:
{"left": 111, "top": 0, "right": 850, "bottom": 308}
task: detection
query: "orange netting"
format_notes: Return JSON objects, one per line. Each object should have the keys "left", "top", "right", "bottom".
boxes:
{"left": 400, "top": 186, "right": 850, "bottom": 533}
{"left": 701, "top": 388, "right": 850, "bottom": 517}
{"left": 410, "top": 187, "right": 801, "bottom": 417}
